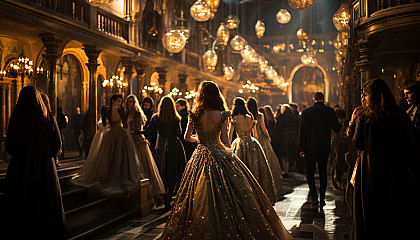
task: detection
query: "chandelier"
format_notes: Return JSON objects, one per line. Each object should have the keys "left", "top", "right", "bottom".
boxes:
{"left": 230, "top": 35, "right": 246, "bottom": 51}
{"left": 255, "top": 20, "right": 265, "bottom": 38}
{"left": 276, "top": 9, "right": 291, "bottom": 24}
{"left": 206, "top": 0, "right": 220, "bottom": 18}
{"left": 203, "top": 49, "right": 218, "bottom": 72}
{"left": 162, "top": 29, "right": 187, "bottom": 53}
{"left": 185, "top": 90, "right": 198, "bottom": 99}
{"left": 226, "top": 15, "right": 240, "bottom": 30}
{"left": 142, "top": 82, "right": 163, "bottom": 94}
{"left": 85, "top": 0, "right": 114, "bottom": 7}
{"left": 296, "top": 28, "right": 309, "bottom": 40}
{"left": 169, "top": 87, "right": 183, "bottom": 98}
{"left": 224, "top": 65, "right": 235, "bottom": 81}
{"left": 265, "top": 66, "right": 278, "bottom": 80}
{"left": 217, "top": 23, "right": 230, "bottom": 45}
{"left": 239, "top": 80, "right": 259, "bottom": 94}
{"left": 288, "top": 0, "right": 314, "bottom": 10}
{"left": 301, "top": 52, "right": 317, "bottom": 65}
{"left": 190, "top": 0, "right": 211, "bottom": 22}
{"left": 102, "top": 75, "right": 127, "bottom": 88}
{"left": 333, "top": 3, "right": 351, "bottom": 31}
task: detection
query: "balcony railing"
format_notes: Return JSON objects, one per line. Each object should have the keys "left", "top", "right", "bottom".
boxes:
{"left": 97, "top": 8, "right": 129, "bottom": 42}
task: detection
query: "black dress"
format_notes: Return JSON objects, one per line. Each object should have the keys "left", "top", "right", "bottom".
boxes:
{"left": 275, "top": 115, "right": 298, "bottom": 158}
{"left": 179, "top": 108, "right": 197, "bottom": 161}
{"left": 144, "top": 114, "right": 186, "bottom": 185}
{"left": 348, "top": 114, "right": 416, "bottom": 240}
{"left": 3, "top": 113, "right": 67, "bottom": 239}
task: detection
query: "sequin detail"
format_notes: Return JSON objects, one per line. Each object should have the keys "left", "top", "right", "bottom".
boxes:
{"left": 161, "top": 111, "right": 292, "bottom": 240}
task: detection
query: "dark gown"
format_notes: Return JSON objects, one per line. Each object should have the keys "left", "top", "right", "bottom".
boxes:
{"left": 2, "top": 113, "right": 67, "bottom": 239}
{"left": 161, "top": 111, "right": 292, "bottom": 240}
{"left": 144, "top": 113, "right": 186, "bottom": 186}
{"left": 348, "top": 114, "right": 416, "bottom": 240}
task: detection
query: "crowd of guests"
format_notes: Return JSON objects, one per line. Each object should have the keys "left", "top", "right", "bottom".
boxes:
{"left": 1, "top": 78, "right": 419, "bottom": 239}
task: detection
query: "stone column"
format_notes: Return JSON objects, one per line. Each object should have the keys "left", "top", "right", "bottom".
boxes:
{"left": 156, "top": 67, "right": 168, "bottom": 94}
{"left": 178, "top": 73, "right": 188, "bottom": 94}
{"left": 121, "top": 57, "right": 134, "bottom": 96}
{"left": 83, "top": 45, "right": 102, "bottom": 146}
{"left": 135, "top": 62, "right": 146, "bottom": 98}
{"left": 40, "top": 33, "right": 63, "bottom": 116}
{"left": 355, "top": 37, "right": 380, "bottom": 85}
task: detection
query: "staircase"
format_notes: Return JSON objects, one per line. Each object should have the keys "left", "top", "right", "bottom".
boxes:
{"left": 0, "top": 154, "right": 151, "bottom": 240}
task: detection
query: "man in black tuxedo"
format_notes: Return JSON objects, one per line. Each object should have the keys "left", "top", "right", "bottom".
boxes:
{"left": 299, "top": 92, "right": 341, "bottom": 210}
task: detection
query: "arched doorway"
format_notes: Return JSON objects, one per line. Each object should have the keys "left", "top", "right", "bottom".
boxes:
{"left": 56, "top": 53, "right": 83, "bottom": 155}
{"left": 291, "top": 65, "right": 325, "bottom": 107}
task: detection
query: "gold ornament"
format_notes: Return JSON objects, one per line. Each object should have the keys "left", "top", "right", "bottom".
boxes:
{"left": 230, "top": 35, "right": 246, "bottom": 51}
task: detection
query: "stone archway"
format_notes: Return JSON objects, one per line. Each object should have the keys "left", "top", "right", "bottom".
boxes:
{"left": 288, "top": 63, "right": 329, "bottom": 105}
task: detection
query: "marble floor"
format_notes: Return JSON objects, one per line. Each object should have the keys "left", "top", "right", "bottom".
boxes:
{"left": 98, "top": 173, "right": 353, "bottom": 240}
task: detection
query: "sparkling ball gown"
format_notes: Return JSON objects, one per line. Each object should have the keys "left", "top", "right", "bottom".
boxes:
{"left": 75, "top": 108, "right": 143, "bottom": 196}
{"left": 256, "top": 113, "right": 284, "bottom": 199}
{"left": 231, "top": 117, "right": 277, "bottom": 204}
{"left": 161, "top": 111, "right": 292, "bottom": 240}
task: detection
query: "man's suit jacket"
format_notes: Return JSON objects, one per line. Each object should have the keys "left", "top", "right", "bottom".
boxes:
{"left": 299, "top": 102, "right": 341, "bottom": 155}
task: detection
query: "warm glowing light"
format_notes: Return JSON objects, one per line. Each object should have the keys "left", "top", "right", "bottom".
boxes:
{"left": 217, "top": 23, "right": 230, "bottom": 45}
{"left": 86, "top": 0, "right": 114, "bottom": 7}
{"left": 288, "top": 0, "right": 314, "bottom": 10}
{"left": 297, "top": 29, "right": 309, "bottom": 40}
{"left": 255, "top": 20, "right": 265, "bottom": 38}
{"left": 230, "top": 35, "right": 246, "bottom": 51}
{"left": 226, "top": 15, "right": 240, "bottom": 29}
{"left": 203, "top": 49, "right": 218, "bottom": 72}
{"left": 190, "top": 0, "right": 211, "bottom": 22}
{"left": 162, "top": 29, "right": 187, "bottom": 53}
{"left": 333, "top": 3, "right": 351, "bottom": 31}
{"left": 276, "top": 9, "right": 291, "bottom": 24}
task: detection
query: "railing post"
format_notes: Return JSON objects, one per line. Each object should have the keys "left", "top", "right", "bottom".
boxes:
{"left": 89, "top": 5, "right": 98, "bottom": 31}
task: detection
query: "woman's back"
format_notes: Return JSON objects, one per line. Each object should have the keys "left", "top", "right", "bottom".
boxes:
{"left": 199, "top": 110, "right": 223, "bottom": 131}
{"left": 232, "top": 114, "right": 254, "bottom": 132}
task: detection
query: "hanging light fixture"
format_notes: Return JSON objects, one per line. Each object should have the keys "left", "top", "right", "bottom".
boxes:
{"left": 276, "top": 9, "right": 291, "bottom": 24}
{"left": 230, "top": 35, "right": 246, "bottom": 51}
{"left": 224, "top": 65, "right": 235, "bottom": 80}
{"left": 190, "top": 0, "right": 211, "bottom": 22}
{"left": 258, "top": 56, "right": 268, "bottom": 73}
{"left": 206, "top": 0, "right": 221, "bottom": 18}
{"left": 333, "top": 33, "right": 343, "bottom": 50}
{"left": 162, "top": 29, "right": 187, "bottom": 53}
{"left": 217, "top": 23, "right": 230, "bottom": 45}
{"left": 226, "top": 15, "right": 240, "bottom": 29}
{"left": 288, "top": 0, "right": 314, "bottom": 10}
{"left": 296, "top": 28, "right": 309, "bottom": 40}
{"left": 240, "top": 45, "right": 258, "bottom": 63}
{"left": 203, "top": 49, "right": 218, "bottom": 72}
{"left": 255, "top": 20, "right": 265, "bottom": 38}
{"left": 333, "top": 3, "right": 351, "bottom": 31}
{"left": 86, "top": 0, "right": 114, "bottom": 7}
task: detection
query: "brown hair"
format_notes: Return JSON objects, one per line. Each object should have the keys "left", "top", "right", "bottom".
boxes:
{"left": 125, "top": 94, "right": 147, "bottom": 124}
{"left": 361, "top": 78, "right": 402, "bottom": 123}
{"left": 191, "top": 81, "right": 228, "bottom": 122}
{"left": 157, "top": 96, "right": 181, "bottom": 123}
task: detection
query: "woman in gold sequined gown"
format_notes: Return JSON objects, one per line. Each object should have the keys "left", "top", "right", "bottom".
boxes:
{"left": 161, "top": 81, "right": 292, "bottom": 240}
{"left": 229, "top": 97, "right": 277, "bottom": 204}
{"left": 247, "top": 97, "right": 284, "bottom": 199}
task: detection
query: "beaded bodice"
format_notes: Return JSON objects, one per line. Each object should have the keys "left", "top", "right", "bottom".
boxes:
{"left": 231, "top": 118, "right": 256, "bottom": 139}
{"left": 193, "top": 111, "right": 231, "bottom": 146}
